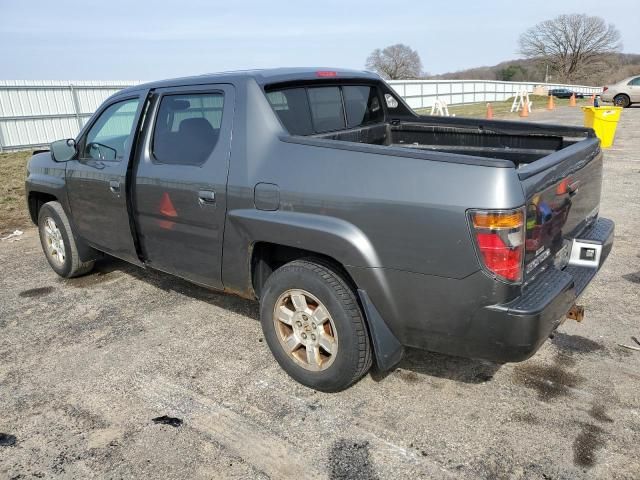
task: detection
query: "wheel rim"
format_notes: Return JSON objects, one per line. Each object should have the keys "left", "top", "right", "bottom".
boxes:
{"left": 273, "top": 289, "right": 338, "bottom": 372}
{"left": 43, "top": 217, "right": 65, "bottom": 265}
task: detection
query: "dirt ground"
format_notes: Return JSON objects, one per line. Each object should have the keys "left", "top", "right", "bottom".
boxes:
{"left": 1, "top": 106, "right": 639, "bottom": 479}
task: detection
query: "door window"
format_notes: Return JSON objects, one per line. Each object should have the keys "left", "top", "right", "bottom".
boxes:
{"left": 83, "top": 98, "right": 140, "bottom": 161}
{"left": 628, "top": 77, "right": 640, "bottom": 86}
{"left": 152, "top": 93, "right": 224, "bottom": 166}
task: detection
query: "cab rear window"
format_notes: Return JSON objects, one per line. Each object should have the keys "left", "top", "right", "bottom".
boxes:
{"left": 266, "top": 85, "right": 384, "bottom": 135}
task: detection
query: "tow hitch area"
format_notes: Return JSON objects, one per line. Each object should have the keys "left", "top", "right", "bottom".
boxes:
{"left": 566, "top": 304, "right": 585, "bottom": 322}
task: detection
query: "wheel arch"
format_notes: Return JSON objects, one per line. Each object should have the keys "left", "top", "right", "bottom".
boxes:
{"left": 223, "top": 209, "right": 382, "bottom": 297}
{"left": 613, "top": 93, "right": 631, "bottom": 107}
{"left": 250, "top": 242, "right": 358, "bottom": 299}
{"left": 28, "top": 191, "right": 58, "bottom": 224}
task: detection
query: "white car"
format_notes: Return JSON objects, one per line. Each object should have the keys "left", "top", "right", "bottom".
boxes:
{"left": 600, "top": 75, "right": 640, "bottom": 108}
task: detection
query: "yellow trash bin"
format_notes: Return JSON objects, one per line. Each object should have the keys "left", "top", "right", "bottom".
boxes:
{"left": 582, "top": 106, "right": 622, "bottom": 148}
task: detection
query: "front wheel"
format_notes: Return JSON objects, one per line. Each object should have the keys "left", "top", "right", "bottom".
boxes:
{"left": 259, "top": 259, "right": 372, "bottom": 392}
{"left": 38, "top": 201, "right": 95, "bottom": 278}
{"left": 613, "top": 94, "right": 630, "bottom": 108}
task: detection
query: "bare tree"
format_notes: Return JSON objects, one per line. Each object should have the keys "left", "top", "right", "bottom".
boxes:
{"left": 366, "top": 44, "right": 423, "bottom": 80}
{"left": 519, "top": 14, "right": 621, "bottom": 83}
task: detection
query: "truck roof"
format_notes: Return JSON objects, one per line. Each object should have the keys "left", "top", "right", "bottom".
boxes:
{"left": 119, "top": 67, "right": 381, "bottom": 94}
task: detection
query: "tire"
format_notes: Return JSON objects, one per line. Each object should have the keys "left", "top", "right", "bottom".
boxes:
{"left": 613, "top": 94, "right": 630, "bottom": 108}
{"left": 38, "top": 201, "right": 95, "bottom": 278}
{"left": 259, "top": 259, "right": 372, "bottom": 392}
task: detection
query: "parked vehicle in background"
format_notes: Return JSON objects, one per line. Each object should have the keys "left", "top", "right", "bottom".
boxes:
{"left": 548, "top": 88, "right": 585, "bottom": 99}
{"left": 601, "top": 75, "right": 640, "bottom": 108}
{"left": 26, "top": 68, "right": 613, "bottom": 392}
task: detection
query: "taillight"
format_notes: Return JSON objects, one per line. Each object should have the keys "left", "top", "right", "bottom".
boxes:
{"left": 602, "top": 86, "right": 608, "bottom": 93}
{"left": 469, "top": 209, "right": 525, "bottom": 283}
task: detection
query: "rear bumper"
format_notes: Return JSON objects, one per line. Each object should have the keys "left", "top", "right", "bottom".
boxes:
{"left": 463, "top": 217, "right": 614, "bottom": 362}
{"left": 351, "top": 218, "right": 614, "bottom": 367}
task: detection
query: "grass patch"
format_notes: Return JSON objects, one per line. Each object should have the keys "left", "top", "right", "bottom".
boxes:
{"left": 0, "top": 150, "right": 32, "bottom": 233}
{"left": 416, "top": 95, "right": 593, "bottom": 119}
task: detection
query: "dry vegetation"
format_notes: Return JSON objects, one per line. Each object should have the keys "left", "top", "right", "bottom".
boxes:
{"left": 0, "top": 151, "right": 32, "bottom": 233}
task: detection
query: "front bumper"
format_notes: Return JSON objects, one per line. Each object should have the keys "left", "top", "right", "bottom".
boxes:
{"left": 473, "top": 217, "right": 614, "bottom": 362}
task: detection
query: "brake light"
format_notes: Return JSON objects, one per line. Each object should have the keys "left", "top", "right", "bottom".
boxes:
{"left": 469, "top": 209, "right": 524, "bottom": 282}
{"left": 602, "top": 86, "right": 608, "bottom": 93}
{"left": 316, "top": 70, "right": 337, "bottom": 77}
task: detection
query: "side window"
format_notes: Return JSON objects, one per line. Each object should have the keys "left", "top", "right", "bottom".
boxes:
{"left": 307, "top": 87, "right": 345, "bottom": 133}
{"left": 384, "top": 93, "right": 399, "bottom": 109}
{"left": 152, "top": 92, "right": 224, "bottom": 166}
{"left": 266, "top": 89, "right": 314, "bottom": 135}
{"left": 343, "top": 86, "right": 383, "bottom": 128}
{"left": 84, "top": 98, "right": 140, "bottom": 161}
{"left": 628, "top": 77, "right": 640, "bottom": 86}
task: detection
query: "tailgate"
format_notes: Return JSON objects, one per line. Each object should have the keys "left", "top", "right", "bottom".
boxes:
{"left": 518, "top": 137, "right": 603, "bottom": 280}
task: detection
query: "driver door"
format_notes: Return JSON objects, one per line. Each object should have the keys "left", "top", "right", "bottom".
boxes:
{"left": 66, "top": 94, "right": 146, "bottom": 263}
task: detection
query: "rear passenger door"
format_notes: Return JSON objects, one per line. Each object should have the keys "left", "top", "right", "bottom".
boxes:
{"left": 133, "top": 84, "right": 234, "bottom": 288}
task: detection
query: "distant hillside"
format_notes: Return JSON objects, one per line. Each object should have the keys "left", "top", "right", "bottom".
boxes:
{"left": 427, "top": 53, "right": 640, "bottom": 86}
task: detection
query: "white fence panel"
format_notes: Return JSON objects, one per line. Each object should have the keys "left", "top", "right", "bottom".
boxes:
{"left": 0, "top": 80, "right": 141, "bottom": 151}
{"left": 388, "top": 79, "right": 601, "bottom": 110}
{"left": 0, "top": 79, "right": 601, "bottom": 151}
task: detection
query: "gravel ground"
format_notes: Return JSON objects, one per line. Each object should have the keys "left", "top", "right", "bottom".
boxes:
{"left": 1, "top": 106, "right": 639, "bottom": 480}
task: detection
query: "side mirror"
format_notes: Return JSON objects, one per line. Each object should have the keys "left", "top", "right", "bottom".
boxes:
{"left": 51, "top": 138, "right": 77, "bottom": 162}
{"left": 87, "top": 142, "right": 117, "bottom": 161}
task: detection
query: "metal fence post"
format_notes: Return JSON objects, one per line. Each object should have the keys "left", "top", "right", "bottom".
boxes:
{"left": 69, "top": 84, "right": 83, "bottom": 131}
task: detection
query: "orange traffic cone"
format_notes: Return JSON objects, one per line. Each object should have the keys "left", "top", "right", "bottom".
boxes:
{"left": 569, "top": 93, "right": 577, "bottom": 107}
{"left": 519, "top": 99, "right": 529, "bottom": 118}
{"left": 547, "top": 95, "right": 555, "bottom": 110}
{"left": 486, "top": 103, "right": 493, "bottom": 119}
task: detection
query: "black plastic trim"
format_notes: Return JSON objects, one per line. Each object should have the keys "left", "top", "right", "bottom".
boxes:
{"left": 357, "top": 289, "right": 404, "bottom": 371}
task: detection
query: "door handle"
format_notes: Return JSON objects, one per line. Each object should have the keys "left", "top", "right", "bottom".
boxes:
{"left": 109, "top": 180, "right": 121, "bottom": 193}
{"left": 198, "top": 190, "right": 216, "bottom": 204}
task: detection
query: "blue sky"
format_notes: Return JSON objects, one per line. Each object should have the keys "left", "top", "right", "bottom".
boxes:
{"left": 1, "top": 0, "right": 638, "bottom": 80}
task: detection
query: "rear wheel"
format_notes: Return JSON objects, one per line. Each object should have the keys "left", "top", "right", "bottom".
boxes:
{"left": 259, "top": 259, "right": 372, "bottom": 392}
{"left": 38, "top": 201, "right": 95, "bottom": 278}
{"left": 613, "top": 94, "right": 630, "bottom": 108}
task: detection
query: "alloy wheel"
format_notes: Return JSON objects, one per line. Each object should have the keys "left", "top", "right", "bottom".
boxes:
{"left": 272, "top": 289, "right": 338, "bottom": 371}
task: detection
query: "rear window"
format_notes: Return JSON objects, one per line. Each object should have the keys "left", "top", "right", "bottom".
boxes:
{"left": 266, "top": 84, "right": 384, "bottom": 135}
{"left": 308, "top": 87, "right": 345, "bottom": 132}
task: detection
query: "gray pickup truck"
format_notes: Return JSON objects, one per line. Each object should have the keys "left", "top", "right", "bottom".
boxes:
{"left": 26, "top": 68, "right": 613, "bottom": 391}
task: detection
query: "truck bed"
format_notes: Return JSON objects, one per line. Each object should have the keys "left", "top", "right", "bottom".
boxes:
{"left": 312, "top": 117, "right": 593, "bottom": 165}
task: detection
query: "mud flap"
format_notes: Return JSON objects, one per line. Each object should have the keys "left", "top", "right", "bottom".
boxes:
{"left": 357, "top": 289, "right": 404, "bottom": 371}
